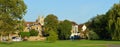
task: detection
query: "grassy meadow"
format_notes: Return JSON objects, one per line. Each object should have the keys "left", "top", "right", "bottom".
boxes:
{"left": 0, "top": 40, "right": 120, "bottom": 47}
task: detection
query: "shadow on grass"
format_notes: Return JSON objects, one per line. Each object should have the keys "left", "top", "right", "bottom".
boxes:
{"left": 0, "top": 41, "right": 13, "bottom": 45}
{"left": 88, "top": 39, "right": 120, "bottom": 41}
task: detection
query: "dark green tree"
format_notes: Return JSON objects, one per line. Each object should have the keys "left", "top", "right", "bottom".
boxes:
{"left": 58, "top": 20, "right": 72, "bottom": 40}
{"left": 87, "top": 3, "right": 120, "bottom": 40}
{"left": 44, "top": 14, "right": 58, "bottom": 36}
{"left": 106, "top": 3, "right": 120, "bottom": 40}
{"left": 87, "top": 14, "right": 110, "bottom": 40}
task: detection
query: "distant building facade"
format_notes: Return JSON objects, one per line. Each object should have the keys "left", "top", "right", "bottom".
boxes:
{"left": 71, "top": 25, "right": 79, "bottom": 36}
{"left": 78, "top": 24, "right": 87, "bottom": 39}
{"left": 70, "top": 22, "right": 88, "bottom": 40}
{"left": 24, "top": 16, "right": 44, "bottom": 36}
{"left": 0, "top": 16, "right": 46, "bottom": 41}
{"left": 70, "top": 22, "right": 80, "bottom": 40}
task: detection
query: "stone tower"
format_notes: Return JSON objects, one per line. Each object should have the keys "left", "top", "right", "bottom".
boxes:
{"left": 37, "top": 16, "right": 45, "bottom": 37}
{"left": 37, "top": 16, "right": 44, "bottom": 26}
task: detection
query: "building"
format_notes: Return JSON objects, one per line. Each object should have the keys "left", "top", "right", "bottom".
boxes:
{"left": 0, "top": 16, "right": 46, "bottom": 41}
{"left": 71, "top": 24, "right": 79, "bottom": 36}
{"left": 24, "top": 16, "right": 44, "bottom": 37}
{"left": 70, "top": 22, "right": 80, "bottom": 40}
{"left": 70, "top": 22, "right": 88, "bottom": 40}
{"left": 78, "top": 24, "right": 87, "bottom": 39}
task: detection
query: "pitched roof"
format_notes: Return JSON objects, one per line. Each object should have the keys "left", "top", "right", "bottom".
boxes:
{"left": 24, "top": 22, "right": 36, "bottom": 26}
{"left": 71, "top": 21, "right": 78, "bottom": 25}
{"left": 78, "top": 24, "right": 84, "bottom": 29}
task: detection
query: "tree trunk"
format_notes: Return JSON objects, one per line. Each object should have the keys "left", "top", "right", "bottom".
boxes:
{"left": 0, "top": 35, "right": 2, "bottom": 42}
{"left": 8, "top": 33, "right": 11, "bottom": 41}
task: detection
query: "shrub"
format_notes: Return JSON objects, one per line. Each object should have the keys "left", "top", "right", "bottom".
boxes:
{"left": 19, "top": 32, "right": 30, "bottom": 38}
{"left": 47, "top": 30, "right": 58, "bottom": 42}
{"left": 29, "top": 29, "right": 39, "bottom": 36}
{"left": 88, "top": 30, "right": 99, "bottom": 40}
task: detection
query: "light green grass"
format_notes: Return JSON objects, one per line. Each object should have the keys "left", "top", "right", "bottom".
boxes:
{"left": 0, "top": 40, "right": 120, "bottom": 47}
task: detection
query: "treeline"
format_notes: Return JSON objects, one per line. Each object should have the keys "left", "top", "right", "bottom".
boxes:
{"left": 86, "top": 3, "right": 120, "bottom": 40}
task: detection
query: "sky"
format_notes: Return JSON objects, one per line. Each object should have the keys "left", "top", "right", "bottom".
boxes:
{"left": 23, "top": 0, "right": 119, "bottom": 24}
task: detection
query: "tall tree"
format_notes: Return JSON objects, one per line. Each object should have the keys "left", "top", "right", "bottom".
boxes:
{"left": 87, "top": 3, "right": 120, "bottom": 40}
{"left": 87, "top": 14, "right": 110, "bottom": 40}
{"left": 106, "top": 3, "right": 120, "bottom": 40}
{"left": 44, "top": 14, "right": 58, "bottom": 33}
{"left": 0, "top": 0, "right": 27, "bottom": 41}
{"left": 58, "top": 20, "right": 72, "bottom": 40}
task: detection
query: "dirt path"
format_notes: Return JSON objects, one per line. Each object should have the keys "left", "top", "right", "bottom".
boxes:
{"left": 108, "top": 44, "right": 120, "bottom": 47}
{"left": 79, "top": 44, "right": 120, "bottom": 47}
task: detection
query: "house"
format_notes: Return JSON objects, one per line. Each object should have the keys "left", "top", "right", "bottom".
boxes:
{"left": 78, "top": 24, "right": 88, "bottom": 39}
{"left": 70, "top": 22, "right": 88, "bottom": 40}
{"left": 71, "top": 22, "right": 79, "bottom": 35}
{"left": 70, "top": 22, "right": 80, "bottom": 40}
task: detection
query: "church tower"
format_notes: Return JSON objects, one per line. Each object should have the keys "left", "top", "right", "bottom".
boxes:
{"left": 36, "top": 16, "right": 45, "bottom": 37}
{"left": 37, "top": 16, "right": 44, "bottom": 26}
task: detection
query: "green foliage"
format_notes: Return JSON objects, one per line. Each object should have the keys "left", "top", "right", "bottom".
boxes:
{"left": 29, "top": 29, "right": 39, "bottom": 36}
{"left": 87, "top": 3, "right": 120, "bottom": 40}
{"left": 18, "top": 19, "right": 26, "bottom": 32}
{"left": 0, "top": 0, "right": 27, "bottom": 37}
{"left": 44, "top": 14, "right": 58, "bottom": 36}
{"left": 106, "top": 4, "right": 120, "bottom": 40}
{"left": 47, "top": 30, "right": 58, "bottom": 42}
{"left": 0, "top": 0, "right": 27, "bottom": 19}
{"left": 88, "top": 30, "right": 99, "bottom": 40}
{"left": 87, "top": 15, "right": 110, "bottom": 40}
{"left": 58, "top": 20, "right": 72, "bottom": 40}
{"left": 19, "top": 32, "right": 30, "bottom": 38}
{"left": 44, "top": 14, "right": 58, "bottom": 31}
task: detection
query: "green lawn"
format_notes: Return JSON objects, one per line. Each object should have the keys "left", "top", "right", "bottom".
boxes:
{"left": 0, "top": 40, "right": 120, "bottom": 47}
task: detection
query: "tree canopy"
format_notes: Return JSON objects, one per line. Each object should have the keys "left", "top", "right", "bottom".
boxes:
{"left": 44, "top": 14, "right": 58, "bottom": 33}
{"left": 106, "top": 3, "right": 120, "bottom": 40}
{"left": 0, "top": 0, "right": 27, "bottom": 36}
{"left": 58, "top": 20, "right": 72, "bottom": 40}
{"left": 87, "top": 3, "right": 120, "bottom": 40}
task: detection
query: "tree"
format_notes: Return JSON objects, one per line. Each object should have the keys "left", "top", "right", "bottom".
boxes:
{"left": 47, "top": 30, "right": 58, "bottom": 42}
{"left": 87, "top": 3, "right": 120, "bottom": 40}
{"left": 0, "top": 0, "right": 27, "bottom": 41}
{"left": 44, "top": 14, "right": 58, "bottom": 36}
{"left": 0, "top": 0, "right": 27, "bottom": 19}
{"left": 106, "top": 3, "right": 120, "bottom": 40}
{"left": 87, "top": 14, "right": 110, "bottom": 40}
{"left": 58, "top": 20, "right": 72, "bottom": 40}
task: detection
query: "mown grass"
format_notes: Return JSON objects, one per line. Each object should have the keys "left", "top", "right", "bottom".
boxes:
{"left": 0, "top": 40, "right": 120, "bottom": 47}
